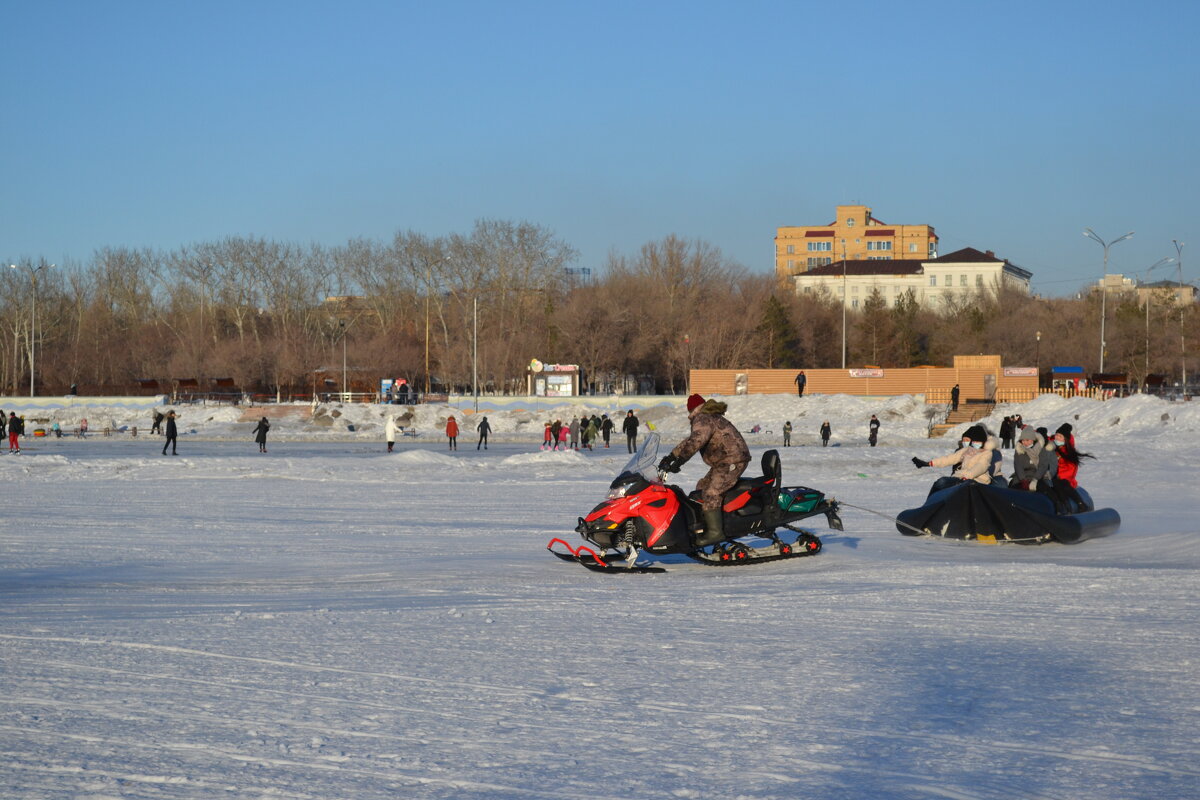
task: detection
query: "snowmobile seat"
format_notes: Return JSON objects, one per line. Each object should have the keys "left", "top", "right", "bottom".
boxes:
{"left": 721, "top": 449, "right": 782, "bottom": 513}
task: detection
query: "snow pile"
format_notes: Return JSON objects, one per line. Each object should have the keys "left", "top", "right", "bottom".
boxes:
{"left": 4, "top": 391, "right": 1199, "bottom": 446}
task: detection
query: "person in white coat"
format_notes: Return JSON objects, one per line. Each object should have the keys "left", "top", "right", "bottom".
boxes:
{"left": 385, "top": 416, "right": 398, "bottom": 453}
{"left": 912, "top": 424, "right": 1003, "bottom": 494}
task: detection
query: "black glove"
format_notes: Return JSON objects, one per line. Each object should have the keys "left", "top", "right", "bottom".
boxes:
{"left": 658, "top": 455, "right": 681, "bottom": 473}
{"left": 912, "top": 457, "right": 930, "bottom": 468}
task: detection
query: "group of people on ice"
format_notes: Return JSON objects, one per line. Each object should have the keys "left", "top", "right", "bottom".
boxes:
{"left": 540, "top": 412, "right": 632, "bottom": 451}
{"left": 912, "top": 421, "right": 1094, "bottom": 513}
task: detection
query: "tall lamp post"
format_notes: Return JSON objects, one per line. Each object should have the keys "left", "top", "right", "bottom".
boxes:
{"left": 1083, "top": 229, "right": 1134, "bottom": 373}
{"left": 10, "top": 262, "right": 55, "bottom": 396}
{"left": 472, "top": 296, "right": 478, "bottom": 412}
{"left": 1036, "top": 330, "right": 1041, "bottom": 374}
{"left": 1137, "top": 257, "right": 1175, "bottom": 379}
{"left": 1174, "top": 240, "right": 1187, "bottom": 393}
{"left": 339, "top": 320, "right": 348, "bottom": 402}
{"left": 840, "top": 239, "right": 848, "bottom": 369}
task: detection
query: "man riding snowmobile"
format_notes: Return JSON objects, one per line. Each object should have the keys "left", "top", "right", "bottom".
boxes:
{"left": 658, "top": 393, "right": 751, "bottom": 547}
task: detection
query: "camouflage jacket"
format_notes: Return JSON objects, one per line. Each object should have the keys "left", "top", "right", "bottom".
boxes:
{"left": 670, "top": 400, "right": 751, "bottom": 468}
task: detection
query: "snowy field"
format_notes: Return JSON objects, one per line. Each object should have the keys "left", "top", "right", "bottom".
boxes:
{"left": 2, "top": 393, "right": 1199, "bottom": 799}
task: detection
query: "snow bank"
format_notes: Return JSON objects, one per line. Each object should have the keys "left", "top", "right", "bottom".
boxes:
{"left": 4, "top": 392, "right": 1198, "bottom": 446}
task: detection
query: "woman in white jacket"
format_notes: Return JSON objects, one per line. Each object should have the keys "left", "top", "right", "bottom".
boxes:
{"left": 912, "top": 425, "right": 1003, "bottom": 494}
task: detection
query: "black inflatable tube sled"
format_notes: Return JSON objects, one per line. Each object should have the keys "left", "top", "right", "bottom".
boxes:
{"left": 896, "top": 481, "right": 1120, "bottom": 544}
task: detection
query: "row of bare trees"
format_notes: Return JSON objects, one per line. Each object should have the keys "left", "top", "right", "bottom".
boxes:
{"left": 3, "top": 220, "right": 1197, "bottom": 397}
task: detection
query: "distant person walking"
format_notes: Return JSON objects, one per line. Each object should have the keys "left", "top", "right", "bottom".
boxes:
{"left": 569, "top": 417, "right": 580, "bottom": 450}
{"left": 623, "top": 410, "right": 640, "bottom": 453}
{"left": 162, "top": 411, "right": 178, "bottom": 455}
{"left": 820, "top": 421, "right": 832, "bottom": 446}
{"left": 868, "top": 414, "right": 880, "bottom": 447}
{"left": 252, "top": 416, "right": 270, "bottom": 453}
{"left": 542, "top": 422, "right": 553, "bottom": 451}
{"left": 950, "top": 384, "right": 960, "bottom": 412}
{"left": 385, "top": 415, "right": 398, "bottom": 452}
{"left": 8, "top": 412, "right": 23, "bottom": 453}
{"left": 794, "top": 371, "right": 807, "bottom": 398}
{"left": 151, "top": 409, "right": 165, "bottom": 435}
{"left": 477, "top": 416, "right": 491, "bottom": 450}
{"left": 782, "top": 420, "right": 792, "bottom": 447}
{"left": 445, "top": 415, "right": 459, "bottom": 450}
{"left": 999, "top": 416, "right": 1015, "bottom": 449}
{"left": 557, "top": 423, "right": 569, "bottom": 450}
{"left": 600, "top": 414, "right": 613, "bottom": 448}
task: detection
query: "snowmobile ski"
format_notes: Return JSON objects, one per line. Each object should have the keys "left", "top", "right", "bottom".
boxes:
{"left": 545, "top": 538, "right": 667, "bottom": 573}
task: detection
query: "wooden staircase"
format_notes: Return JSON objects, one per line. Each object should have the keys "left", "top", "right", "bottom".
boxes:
{"left": 929, "top": 402, "right": 995, "bottom": 437}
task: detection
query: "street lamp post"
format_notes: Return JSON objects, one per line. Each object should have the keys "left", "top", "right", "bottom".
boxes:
{"left": 1036, "top": 330, "right": 1041, "bottom": 374}
{"left": 1174, "top": 240, "right": 1187, "bottom": 393}
{"left": 840, "top": 239, "right": 848, "bottom": 369}
{"left": 1083, "top": 229, "right": 1134, "bottom": 373}
{"left": 340, "top": 320, "right": 348, "bottom": 402}
{"left": 10, "top": 262, "right": 54, "bottom": 396}
{"left": 472, "top": 296, "right": 478, "bottom": 412}
{"left": 1137, "top": 257, "right": 1175, "bottom": 381}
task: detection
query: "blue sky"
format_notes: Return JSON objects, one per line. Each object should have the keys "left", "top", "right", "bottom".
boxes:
{"left": 2, "top": 0, "right": 1196, "bottom": 295}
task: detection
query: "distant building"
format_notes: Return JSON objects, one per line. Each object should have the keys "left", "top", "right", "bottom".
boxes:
{"left": 1087, "top": 275, "right": 1196, "bottom": 306}
{"left": 1136, "top": 279, "right": 1196, "bottom": 306}
{"left": 775, "top": 204, "right": 938, "bottom": 281}
{"left": 790, "top": 247, "right": 1032, "bottom": 310}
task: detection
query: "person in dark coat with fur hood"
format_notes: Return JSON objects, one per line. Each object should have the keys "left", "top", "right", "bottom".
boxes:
{"left": 1009, "top": 425, "right": 1056, "bottom": 493}
{"left": 658, "top": 394, "right": 751, "bottom": 547}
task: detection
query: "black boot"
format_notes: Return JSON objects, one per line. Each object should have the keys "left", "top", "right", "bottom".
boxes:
{"left": 695, "top": 508, "right": 726, "bottom": 548}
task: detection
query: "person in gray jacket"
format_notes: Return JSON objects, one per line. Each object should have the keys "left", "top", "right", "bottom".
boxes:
{"left": 1009, "top": 425, "right": 1057, "bottom": 501}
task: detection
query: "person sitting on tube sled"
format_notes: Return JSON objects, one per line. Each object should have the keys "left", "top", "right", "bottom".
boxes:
{"left": 1049, "top": 423, "right": 1094, "bottom": 513}
{"left": 1009, "top": 425, "right": 1058, "bottom": 505}
{"left": 912, "top": 424, "right": 1003, "bottom": 495}
{"left": 658, "top": 393, "right": 751, "bottom": 548}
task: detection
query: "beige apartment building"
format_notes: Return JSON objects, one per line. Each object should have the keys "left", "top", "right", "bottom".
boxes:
{"left": 775, "top": 204, "right": 938, "bottom": 280}
{"left": 790, "top": 247, "right": 1032, "bottom": 309}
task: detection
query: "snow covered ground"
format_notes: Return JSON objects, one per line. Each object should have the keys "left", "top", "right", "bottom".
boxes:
{"left": 2, "top": 393, "right": 1198, "bottom": 799}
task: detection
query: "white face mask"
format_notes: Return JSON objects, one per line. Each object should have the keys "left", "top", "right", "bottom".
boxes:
{"left": 968, "top": 441, "right": 982, "bottom": 449}
{"left": 961, "top": 440, "right": 971, "bottom": 448}
{"left": 1054, "top": 437, "right": 1066, "bottom": 446}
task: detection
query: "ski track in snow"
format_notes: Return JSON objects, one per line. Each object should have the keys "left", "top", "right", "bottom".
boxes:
{"left": 2, "top": 393, "right": 1200, "bottom": 799}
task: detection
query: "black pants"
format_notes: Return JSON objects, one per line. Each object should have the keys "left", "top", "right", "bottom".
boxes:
{"left": 626, "top": 434, "right": 637, "bottom": 453}
{"left": 1052, "top": 481, "right": 1089, "bottom": 513}
{"left": 477, "top": 433, "right": 488, "bottom": 450}
{"left": 162, "top": 435, "right": 177, "bottom": 455}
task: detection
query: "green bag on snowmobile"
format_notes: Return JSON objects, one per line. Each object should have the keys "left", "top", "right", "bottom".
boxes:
{"left": 778, "top": 487, "right": 825, "bottom": 514}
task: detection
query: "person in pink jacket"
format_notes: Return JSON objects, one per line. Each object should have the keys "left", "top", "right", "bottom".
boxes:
{"left": 912, "top": 424, "right": 1003, "bottom": 495}
{"left": 557, "top": 424, "right": 569, "bottom": 449}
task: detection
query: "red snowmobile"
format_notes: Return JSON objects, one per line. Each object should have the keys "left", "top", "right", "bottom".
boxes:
{"left": 548, "top": 433, "right": 843, "bottom": 573}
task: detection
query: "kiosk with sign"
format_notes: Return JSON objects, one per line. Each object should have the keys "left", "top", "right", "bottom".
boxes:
{"left": 527, "top": 359, "right": 581, "bottom": 397}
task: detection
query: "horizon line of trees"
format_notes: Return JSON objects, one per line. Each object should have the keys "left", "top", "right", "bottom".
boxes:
{"left": 3, "top": 219, "right": 1197, "bottom": 398}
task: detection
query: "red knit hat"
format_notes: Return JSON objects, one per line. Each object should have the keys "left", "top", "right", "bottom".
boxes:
{"left": 686, "top": 393, "right": 705, "bottom": 412}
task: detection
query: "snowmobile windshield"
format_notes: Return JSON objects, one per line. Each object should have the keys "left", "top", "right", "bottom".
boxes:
{"left": 617, "top": 431, "right": 662, "bottom": 483}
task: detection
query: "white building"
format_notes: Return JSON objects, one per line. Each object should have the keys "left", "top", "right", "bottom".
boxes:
{"left": 790, "top": 247, "right": 1032, "bottom": 309}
